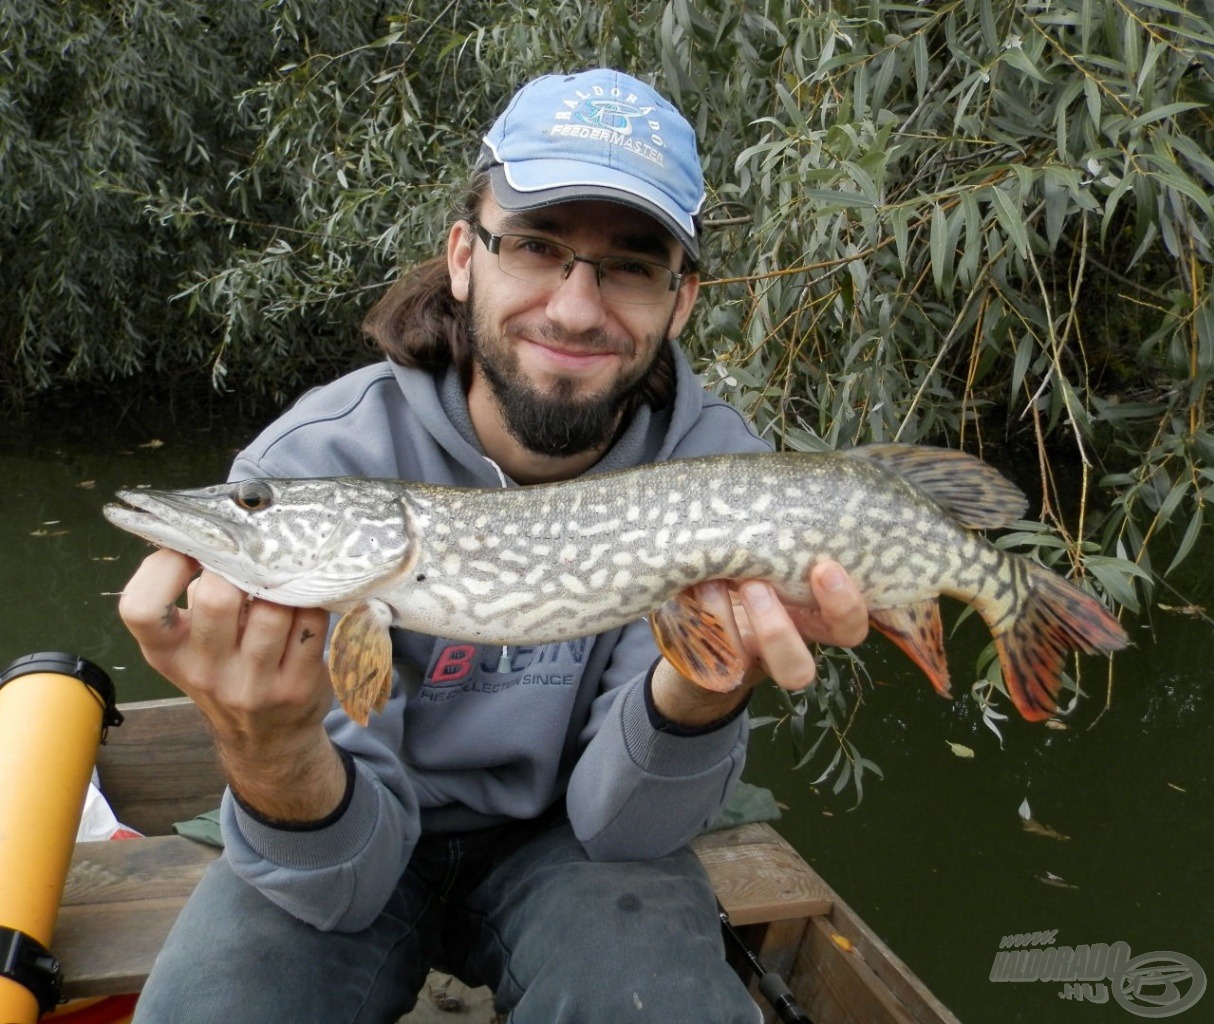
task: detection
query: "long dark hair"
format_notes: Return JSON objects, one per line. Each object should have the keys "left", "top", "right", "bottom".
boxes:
{"left": 360, "top": 171, "right": 678, "bottom": 407}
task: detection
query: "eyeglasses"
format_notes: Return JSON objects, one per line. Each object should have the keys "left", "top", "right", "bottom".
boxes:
{"left": 469, "top": 222, "right": 683, "bottom": 305}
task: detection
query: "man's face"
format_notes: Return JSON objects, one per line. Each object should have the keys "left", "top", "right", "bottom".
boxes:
{"left": 449, "top": 197, "right": 698, "bottom": 457}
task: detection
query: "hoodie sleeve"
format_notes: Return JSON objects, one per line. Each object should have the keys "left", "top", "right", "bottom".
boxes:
{"left": 565, "top": 618, "right": 749, "bottom": 860}
{"left": 218, "top": 673, "right": 422, "bottom": 932}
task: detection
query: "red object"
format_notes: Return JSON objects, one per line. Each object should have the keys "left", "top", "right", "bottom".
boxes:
{"left": 40, "top": 994, "right": 138, "bottom": 1023}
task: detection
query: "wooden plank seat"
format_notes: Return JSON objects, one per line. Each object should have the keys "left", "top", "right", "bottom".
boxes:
{"left": 54, "top": 699, "right": 954, "bottom": 1023}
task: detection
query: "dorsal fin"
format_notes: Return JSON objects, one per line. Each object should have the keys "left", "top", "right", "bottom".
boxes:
{"left": 846, "top": 444, "right": 1027, "bottom": 529}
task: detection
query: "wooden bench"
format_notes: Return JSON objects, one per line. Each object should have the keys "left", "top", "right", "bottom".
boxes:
{"left": 54, "top": 698, "right": 956, "bottom": 1024}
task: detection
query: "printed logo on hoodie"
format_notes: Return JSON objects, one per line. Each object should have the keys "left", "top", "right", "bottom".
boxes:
{"left": 419, "top": 640, "right": 589, "bottom": 701}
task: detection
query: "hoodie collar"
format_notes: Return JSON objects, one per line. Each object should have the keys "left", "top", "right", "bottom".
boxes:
{"left": 394, "top": 342, "right": 703, "bottom": 485}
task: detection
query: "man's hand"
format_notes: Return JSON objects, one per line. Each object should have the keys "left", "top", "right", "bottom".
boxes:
{"left": 649, "top": 560, "right": 868, "bottom": 728}
{"left": 117, "top": 548, "right": 347, "bottom": 823}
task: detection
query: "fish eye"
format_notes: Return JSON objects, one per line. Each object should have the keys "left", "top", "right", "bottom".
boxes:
{"left": 233, "top": 480, "right": 273, "bottom": 512}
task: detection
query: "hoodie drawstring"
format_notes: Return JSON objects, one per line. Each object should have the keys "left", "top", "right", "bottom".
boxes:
{"left": 484, "top": 457, "right": 514, "bottom": 674}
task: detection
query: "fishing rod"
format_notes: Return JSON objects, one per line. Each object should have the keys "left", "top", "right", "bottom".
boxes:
{"left": 718, "top": 903, "right": 815, "bottom": 1024}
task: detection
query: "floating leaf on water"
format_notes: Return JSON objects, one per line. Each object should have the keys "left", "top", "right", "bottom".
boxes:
{"left": 974, "top": 688, "right": 1007, "bottom": 747}
{"left": 139, "top": 439, "right": 165, "bottom": 449}
{"left": 1036, "top": 871, "right": 1078, "bottom": 890}
{"left": 1018, "top": 797, "right": 1069, "bottom": 839}
{"left": 77, "top": 479, "right": 96, "bottom": 489}
{"left": 946, "top": 741, "right": 976, "bottom": 759}
{"left": 30, "top": 528, "right": 69, "bottom": 538}
{"left": 1022, "top": 818, "right": 1070, "bottom": 841}
{"left": 1157, "top": 603, "right": 1207, "bottom": 618}
{"left": 1167, "top": 782, "right": 1187, "bottom": 793}
{"left": 1043, "top": 719, "right": 1069, "bottom": 731}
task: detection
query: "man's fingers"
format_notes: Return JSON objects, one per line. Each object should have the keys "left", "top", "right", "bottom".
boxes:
{"left": 281, "top": 607, "right": 330, "bottom": 659}
{"left": 805, "top": 561, "right": 869, "bottom": 647}
{"left": 183, "top": 570, "right": 252, "bottom": 662}
{"left": 117, "top": 549, "right": 200, "bottom": 642}
{"left": 737, "top": 581, "right": 818, "bottom": 691}
{"left": 243, "top": 601, "right": 329, "bottom": 675}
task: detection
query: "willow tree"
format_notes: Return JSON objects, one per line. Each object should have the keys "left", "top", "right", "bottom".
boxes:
{"left": 7, "top": 0, "right": 1212, "bottom": 786}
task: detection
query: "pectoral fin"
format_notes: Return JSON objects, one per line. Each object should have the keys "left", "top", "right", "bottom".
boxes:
{"left": 649, "top": 591, "right": 746, "bottom": 693}
{"left": 869, "top": 600, "right": 952, "bottom": 698}
{"left": 329, "top": 599, "right": 395, "bottom": 726}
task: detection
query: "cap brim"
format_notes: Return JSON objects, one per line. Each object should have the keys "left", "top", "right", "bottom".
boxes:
{"left": 486, "top": 163, "right": 700, "bottom": 261}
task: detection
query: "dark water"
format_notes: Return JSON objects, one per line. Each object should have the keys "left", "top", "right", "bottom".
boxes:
{"left": 2, "top": 407, "right": 1211, "bottom": 1023}
{"left": 747, "top": 552, "right": 1214, "bottom": 1022}
{"left": 1, "top": 406, "right": 251, "bottom": 694}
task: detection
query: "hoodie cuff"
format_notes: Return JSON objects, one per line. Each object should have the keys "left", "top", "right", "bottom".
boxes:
{"left": 231, "top": 744, "right": 357, "bottom": 831}
{"left": 225, "top": 751, "right": 379, "bottom": 871}
{"left": 615, "top": 667, "right": 747, "bottom": 779}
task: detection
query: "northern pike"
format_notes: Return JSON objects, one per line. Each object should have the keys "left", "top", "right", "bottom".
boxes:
{"left": 104, "top": 445, "right": 1127, "bottom": 725}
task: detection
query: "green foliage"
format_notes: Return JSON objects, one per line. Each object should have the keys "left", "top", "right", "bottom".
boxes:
{"left": 7, "top": 0, "right": 1214, "bottom": 793}
{"left": 689, "top": 0, "right": 1214, "bottom": 618}
{"left": 1, "top": 0, "right": 388, "bottom": 403}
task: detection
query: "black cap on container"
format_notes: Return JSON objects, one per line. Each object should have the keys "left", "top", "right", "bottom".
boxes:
{"left": 0, "top": 651, "right": 124, "bottom": 735}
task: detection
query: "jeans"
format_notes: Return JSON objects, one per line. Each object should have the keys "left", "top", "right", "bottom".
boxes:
{"left": 132, "top": 814, "right": 761, "bottom": 1023}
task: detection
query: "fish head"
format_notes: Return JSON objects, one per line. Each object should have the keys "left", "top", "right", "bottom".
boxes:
{"left": 104, "top": 477, "right": 419, "bottom": 609}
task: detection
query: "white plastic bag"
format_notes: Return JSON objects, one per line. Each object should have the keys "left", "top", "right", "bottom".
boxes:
{"left": 76, "top": 769, "right": 141, "bottom": 841}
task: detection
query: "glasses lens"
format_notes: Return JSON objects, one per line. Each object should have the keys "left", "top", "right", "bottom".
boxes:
{"left": 495, "top": 234, "right": 571, "bottom": 288}
{"left": 492, "top": 233, "right": 674, "bottom": 305}
{"left": 597, "top": 258, "right": 673, "bottom": 304}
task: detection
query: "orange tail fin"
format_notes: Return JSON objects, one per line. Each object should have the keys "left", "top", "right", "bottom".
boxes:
{"left": 991, "top": 563, "right": 1128, "bottom": 721}
{"left": 869, "top": 599, "right": 952, "bottom": 699}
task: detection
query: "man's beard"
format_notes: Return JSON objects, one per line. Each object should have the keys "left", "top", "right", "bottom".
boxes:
{"left": 467, "top": 277, "right": 674, "bottom": 458}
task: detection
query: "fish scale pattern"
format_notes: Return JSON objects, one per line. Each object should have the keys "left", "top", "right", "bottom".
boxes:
{"left": 397, "top": 453, "right": 1005, "bottom": 643}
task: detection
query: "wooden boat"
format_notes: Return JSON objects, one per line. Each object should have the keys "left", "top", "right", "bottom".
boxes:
{"left": 52, "top": 698, "right": 960, "bottom": 1024}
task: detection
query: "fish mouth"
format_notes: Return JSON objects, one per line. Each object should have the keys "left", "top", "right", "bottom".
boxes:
{"left": 103, "top": 488, "right": 239, "bottom": 556}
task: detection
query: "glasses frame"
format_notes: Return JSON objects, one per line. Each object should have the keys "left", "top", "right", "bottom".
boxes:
{"left": 469, "top": 221, "right": 683, "bottom": 304}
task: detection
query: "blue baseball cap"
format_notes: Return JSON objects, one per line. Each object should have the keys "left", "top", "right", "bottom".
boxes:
{"left": 477, "top": 69, "right": 705, "bottom": 260}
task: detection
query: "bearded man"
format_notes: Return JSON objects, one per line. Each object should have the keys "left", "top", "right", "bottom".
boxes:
{"left": 118, "top": 68, "right": 867, "bottom": 1024}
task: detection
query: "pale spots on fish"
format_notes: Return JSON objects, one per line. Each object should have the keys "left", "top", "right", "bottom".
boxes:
{"left": 579, "top": 518, "right": 622, "bottom": 537}
{"left": 578, "top": 544, "right": 611, "bottom": 573}
{"left": 559, "top": 574, "right": 589, "bottom": 596}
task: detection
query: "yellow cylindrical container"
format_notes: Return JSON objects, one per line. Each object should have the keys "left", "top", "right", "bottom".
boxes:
{"left": 0, "top": 653, "right": 122, "bottom": 1023}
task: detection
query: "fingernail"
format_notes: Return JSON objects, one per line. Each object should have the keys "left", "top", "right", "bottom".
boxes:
{"left": 819, "top": 563, "right": 847, "bottom": 592}
{"left": 742, "top": 581, "right": 774, "bottom": 611}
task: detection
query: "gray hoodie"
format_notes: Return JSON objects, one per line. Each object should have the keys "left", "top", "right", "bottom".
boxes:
{"left": 217, "top": 344, "right": 770, "bottom": 931}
